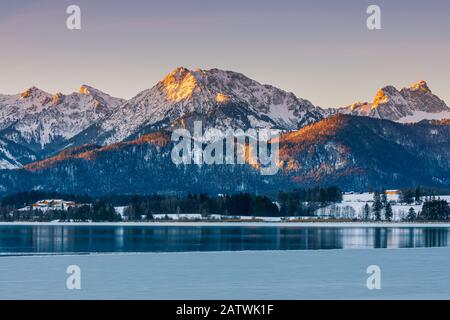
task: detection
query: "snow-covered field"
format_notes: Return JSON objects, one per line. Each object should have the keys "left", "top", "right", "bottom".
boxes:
{"left": 342, "top": 193, "right": 399, "bottom": 202}
{"left": 1, "top": 248, "right": 450, "bottom": 300}
{"left": 152, "top": 213, "right": 203, "bottom": 220}
{"left": 316, "top": 193, "right": 450, "bottom": 221}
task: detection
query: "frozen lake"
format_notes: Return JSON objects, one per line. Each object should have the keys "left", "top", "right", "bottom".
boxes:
{"left": 1, "top": 224, "right": 450, "bottom": 255}
{"left": 1, "top": 225, "right": 449, "bottom": 299}
{"left": 1, "top": 248, "right": 450, "bottom": 299}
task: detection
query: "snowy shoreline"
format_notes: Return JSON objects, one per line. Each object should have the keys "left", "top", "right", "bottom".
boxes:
{"left": 1, "top": 221, "right": 450, "bottom": 228}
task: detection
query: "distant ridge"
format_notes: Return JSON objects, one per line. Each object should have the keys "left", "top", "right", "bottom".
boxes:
{"left": 339, "top": 80, "right": 450, "bottom": 122}
{"left": 2, "top": 114, "right": 450, "bottom": 196}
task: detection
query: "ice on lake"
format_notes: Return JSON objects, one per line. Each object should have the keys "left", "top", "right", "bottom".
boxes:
{"left": 1, "top": 247, "right": 450, "bottom": 300}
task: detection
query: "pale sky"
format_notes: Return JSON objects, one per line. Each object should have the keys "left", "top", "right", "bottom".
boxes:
{"left": 0, "top": 0, "right": 449, "bottom": 108}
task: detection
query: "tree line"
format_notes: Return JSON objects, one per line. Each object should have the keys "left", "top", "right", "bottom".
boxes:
{"left": 400, "top": 186, "right": 450, "bottom": 204}
{"left": 4, "top": 187, "right": 449, "bottom": 222}
{"left": 2, "top": 200, "right": 122, "bottom": 222}
{"left": 0, "top": 187, "right": 342, "bottom": 221}
{"left": 362, "top": 189, "right": 450, "bottom": 222}
{"left": 277, "top": 186, "right": 342, "bottom": 216}
{"left": 403, "top": 197, "right": 450, "bottom": 222}
{"left": 361, "top": 190, "right": 393, "bottom": 221}
{"left": 122, "top": 193, "right": 281, "bottom": 220}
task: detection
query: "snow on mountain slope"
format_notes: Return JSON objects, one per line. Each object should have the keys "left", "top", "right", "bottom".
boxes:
{"left": 0, "top": 85, "right": 124, "bottom": 153}
{"left": 0, "top": 87, "right": 53, "bottom": 130}
{"left": 339, "top": 81, "right": 450, "bottom": 122}
{"left": 5, "top": 114, "right": 450, "bottom": 194}
{"left": 339, "top": 102, "right": 372, "bottom": 116}
{"left": 397, "top": 111, "right": 450, "bottom": 123}
{"left": 0, "top": 138, "right": 37, "bottom": 169}
{"left": 77, "top": 67, "right": 324, "bottom": 145}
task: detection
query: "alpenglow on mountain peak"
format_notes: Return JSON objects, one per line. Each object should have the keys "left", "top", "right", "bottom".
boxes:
{"left": 161, "top": 67, "right": 199, "bottom": 102}
{"left": 409, "top": 80, "right": 431, "bottom": 93}
{"left": 340, "top": 80, "right": 450, "bottom": 122}
{"left": 159, "top": 66, "right": 262, "bottom": 103}
{"left": 78, "top": 66, "right": 325, "bottom": 146}
{"left": 20, "top": 86, "right": 50, "bottom": 99}
{"left": 3, "top": 69, "right": 450, "bottom": 171}
{"left": 79, "top": 84, "right": 93, "bottom": 95}
{"left": 159, "top": 66, "right": 314, "bottom": 106}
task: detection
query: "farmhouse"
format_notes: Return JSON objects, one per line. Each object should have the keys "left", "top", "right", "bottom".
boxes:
{"left": 18, "top": 199, "right": 84, "bottom": 212}
{"left": 385, "top": 190, "right": 401, "bottom": 196}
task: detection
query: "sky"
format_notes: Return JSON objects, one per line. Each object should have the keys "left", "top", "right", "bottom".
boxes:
{"left": 0, "top": 0, "right": 449, "bottom": 108}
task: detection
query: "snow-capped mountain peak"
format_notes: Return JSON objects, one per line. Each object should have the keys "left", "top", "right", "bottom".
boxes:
{"left": 79, "top": 84, "right": 107, "bottom": 97}
{"left": 409, "top": 80, "right": 431, "bottom": 93}
{"left": 0, "top": 87, "right": 53, "bottom": 132}
{"left": 79, "top": 85, "right": 92, "bottom": 95}
{"left": 74, "top": 84, "right": 125, "bottom": 109}
{"left": 340, "top": 81, "right": 450, "bottom": 122}
{"left": 21, "top": 86, "right": 50, "bottom": 99}
{"left": 84, "top": 67, "right": 325, "bottom": 145}
{"left": 18, "top": 86, "right": 53, "bottom": 112}
{"left": 0, "top": 85, "right": 124, "bottom": 153}
{"left": 161, "top": 67, "right": 197, "bottom": 102}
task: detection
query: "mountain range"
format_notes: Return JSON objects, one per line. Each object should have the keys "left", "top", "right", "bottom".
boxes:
{"left": 339, "top": 80, "right": 450, "bottom": 122}
{"left": 0, "top": 85, "right": 124, "bottom": 156}
{"left": 1, "top": 67, "right": 450, "bottom": 195}
{"left": 65, "top": 67, "right": 326, "bottom": 148}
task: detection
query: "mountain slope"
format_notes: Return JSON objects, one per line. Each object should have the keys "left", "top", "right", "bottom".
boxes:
{"left": 69, "top": 67, "right": 325, "bottom": 146}
{"left": 2, "top": 115, "right": 450, "bottom": 196}
{"left": 340, "top": 81, "right": 450, "bottom": 122}
{"left": 0, "top": 138, "right": 37, "bottom": 170}
{"left": 277, "top": 115, "right": 450, "bottom": 189}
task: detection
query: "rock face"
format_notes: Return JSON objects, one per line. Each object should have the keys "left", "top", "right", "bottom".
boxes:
{"left": 340, "top": 81, "right": 450, "bottom": 122}
{"left": 2, "top": 114, "right": 450, "bottom": 196}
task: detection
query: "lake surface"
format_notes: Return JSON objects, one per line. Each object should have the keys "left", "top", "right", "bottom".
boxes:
{"left": 0, "top": 225, "right": 449, "bottom": 255}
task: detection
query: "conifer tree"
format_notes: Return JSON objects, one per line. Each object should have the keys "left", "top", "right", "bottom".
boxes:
{"left": 385, "top": 203, "right": 393, "bottom": 221}
{"left": 363, "top": 203, "right": 371, "bottom": 221}
{"left": 373, "top": 191, "right": 382, "bottom": 221}
{"left": 406, "top": 207, "right": 416, "bottom": 221}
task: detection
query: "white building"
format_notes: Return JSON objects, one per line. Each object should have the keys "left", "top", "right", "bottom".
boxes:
{"left": 18, "top": 199, "right": 83, "bottom": 212}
